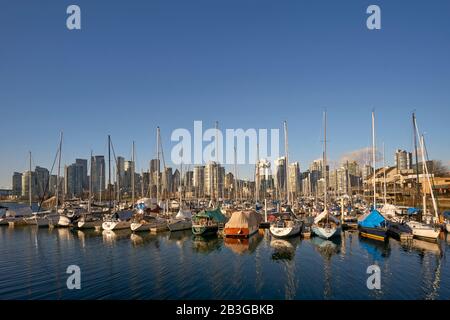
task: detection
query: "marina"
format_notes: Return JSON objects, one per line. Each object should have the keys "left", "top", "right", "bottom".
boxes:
{"left": 1, "top": 201, "right": 450, "bottom": 300}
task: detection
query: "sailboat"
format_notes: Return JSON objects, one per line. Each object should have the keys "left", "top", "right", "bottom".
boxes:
{"left": 102, "top": 136, "right": 132, "bottom": 231}
{"left": 405, "top": 119, "right": 440, "bottom": 241}
{"left": 358, "top": 111, "right": 388, "bottom": 241}
{"left": 77, "top": 151, "right": 103, "bottom": 229}
{"left": 269, "top": 121, "right": 302, "bottom": 238}
{"left": 312, "top": 111, "right": 342, "bottom": 239}
{"left": 168, "top": 155, "right": 192, "bottom": 232}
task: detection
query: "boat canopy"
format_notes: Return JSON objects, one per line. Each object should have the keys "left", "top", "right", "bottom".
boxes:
{"left": 358, "top": 210, "right": 386, "bottom": 228}
{"left": 407, "top": 207, "right": 420, "bottom": 215}
{"left": 194, "top": 208, "right": 227, "bottom": 223}
{"left": 314, "top": 210, "right": 340, "bottom": 225}
{"left": 225, "top": 210, "right": 261, "bottom": 229}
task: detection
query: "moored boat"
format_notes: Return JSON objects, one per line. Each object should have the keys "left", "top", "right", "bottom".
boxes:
{"left": 192, "top": 208, "right": 227, "bottom": 236}
{"left": 224, "top": 210, "right": 261, "bottom": 238}
{"left": 358, "top": 209, "right": 388, "bottom": 242}
{"left": 269, "top": 210, "right": 302, "bottom": 238}
{"left": 406, "top": 220, "right": 440, "bottom": 241}
{"left": 312, "top": 210, "right": 342, "bottom": 240}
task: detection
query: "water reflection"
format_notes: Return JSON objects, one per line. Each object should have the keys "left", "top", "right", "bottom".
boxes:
{"left": 270, "top": 237, "right": 300, "bottom": 261}
{"left": 224, "top": 233, "right": 263, "bottom": 255}
{"left": 359, "top": 237, "right": 391, "bottom": 261}
{"left": 192, "top": 235, "right": 221, "bottom": 254}
{"left": 102, "top": 229, "right": 131, "bottom": 244}
{"left": 168, "top": 230, "right": 192, "bottom": 248}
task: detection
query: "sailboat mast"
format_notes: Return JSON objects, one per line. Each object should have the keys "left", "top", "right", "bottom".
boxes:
{"left": 418, "top": 134, "right": 439, "bottom": 219}
{"left": 56, "top": 132, "right": 63, "bottom": 213}
{"left": 29, "top": 151, "right": 32, "bottom": 208}
{"left": 88, "top": 150, "right": 92, "bottom": 214}
{"left": 323, "top": 112, "right": 328, "bottom": 211}
{"left": 372, "top": 111, "right": 377, "bottom": 210}
{"left": 283, "top": 121, "right": 290, "bottom": 205}
{"left": 412, "top": 113, "right": 421, "bottom": 206}
{"left": 132, "top": 141, "right": 135, "bottom": 205}
{"left": 234, "top": 146, "right": 238, "bottom": 201}
{"left": 383, "top": 142, "right": 387, "bottom": 206}
{"left": 156, "top": 127, "right": 160, "bottom": 204}
{"left": 108, "top": 135, "right": 111, "bottom": 210}
{"left": 256, "top": 142, "right": 260, "bottom": 203}
{"left": 215, "top": 121, "right": 219, "bottom": 201}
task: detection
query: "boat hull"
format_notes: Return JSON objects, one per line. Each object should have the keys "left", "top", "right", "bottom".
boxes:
{"left": 102, "top": 220, "right": 131, "bottom": 231}
{"left": 358, "top": 226, "right": 387, "bottom": 241}
{"left": 192, "top": 224, "right": 218, "bottom": 236}
{"left": 224, "top": 226, "right": 258, "bottom": 238}
{"left": 312, "top": 225, "right": 341, "bottom": 239}
{"left": 77, "top": 219, "right": 102, "bottom": 229}
{"left": 168, "top": 219, "right": 192, "bottom": 232}
{"left": 269, "top": 223, "right": 301, "bottom": 238}
{"left": 57, "top": 215, "right": 72, "bottom": 227}
{"left": 446, "top": 223, "right": 450, "bottom": 233}
{"left": 407, "top": 221, "right": 440, "bottom": 241}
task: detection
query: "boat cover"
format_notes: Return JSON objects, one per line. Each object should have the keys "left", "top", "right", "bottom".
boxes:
{"left": 358, "top": 210, "right": 386, "bottom": 228}
{"left": 443, "top": 211, "right": 450, "bottom": 219}
{"left": 194, "top": 208, "right": 227, "bottom": 223}
{"left": 407, "top": 207, "right": 419, "bottom": 215}
{"left": 225, "top": 210, "right": 261, "bottom": 229}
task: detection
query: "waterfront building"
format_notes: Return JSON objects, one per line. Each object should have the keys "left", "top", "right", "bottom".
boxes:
{"left": 91, "top": 155, "right": 105, "bottom": 195}
{"left": 75, "top": 159, "right": 88, "bottom": 190}
{"left": 395, "top": 149, "right": 413, "bottom": 172}
{"left": 12, "top": 172, "right": 22, "bottom": 196}
{"left": 193, "top": 165, "right": 205, "bottom": 198}
{"left": 288, "top": 162, "right": 301, "bottom": 198}
{"left": 117, "top": 156, "right": 125, "bottom": 191}
{"left": 21, "top": 170, "right": 37, "bottom": 199}
{"left": 204, "top": 162, "right": 224, "bottom": 199}
{"left": 65, "top": 163, "right": 83, "bottom": 198}
{"left": 275, "top": 157, "right": 286, "bottom": 199}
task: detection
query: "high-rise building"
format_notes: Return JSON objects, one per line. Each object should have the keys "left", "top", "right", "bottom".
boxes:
{"left": 162, "top": 167, "right": 173, "bottom": 197}
{"left": 184, "top": 171, "right": 194, "bottom": 189}
{"left": 172, "top": 169, "right": 181, "bottom": 194}
{"left": 275, "top": 157, "right": 286, "bottom": 198}
{"left": 35, "top": 166, "right": 49, "bottom": 198}
{"left": 395, "top": 149, "right": 413, "bottom": 171}
{"left": 363, "top": 164, "right": 374, "bottom": 180}
{"left": 21, "top": 171, "right": 37, "bottom": 199}
{"left": 75, "top": 159, "right": 88, "bottom": 190}
{"left": 123, "top": 160, "right": 134, "bottom": 193}
{"left": 91, "top": 156, "right": 105, "bottom": 194}
{"left": 288, "top": 162, "right": 301, "bottom": 197}
{"left": 65, "top": 163, "right": 83, "bottom": 197}
{"left": 193, "top": 165, "right": 205, "bottom": 197}
{"left": 204, "top": 162, "right": 224, "bottom": 199}
{"left": 117, "top": 156, "right": 125, "bottom": 190}
{"left": 12, "top": 172, "right": 22, "bottom": 196}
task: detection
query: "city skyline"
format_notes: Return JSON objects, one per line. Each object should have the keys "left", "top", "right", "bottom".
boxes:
{"left": 1, "top": 0, "right": 450, "bottom": 187}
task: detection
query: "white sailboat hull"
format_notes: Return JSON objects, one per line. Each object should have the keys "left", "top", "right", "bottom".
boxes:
{"left": 130, "top": 222, "right": 152, "bottom": 232}
{"left": 312, "top": 225, "right": 342, "bottom": 239}
{"left": 0, "top": 218, "right": 8, "bottom": 226}
{"left": 270, "top": 223, "right": 301, "bottom": 238}
{"left": 407, "top": 221, "right": 440, "bottom": 241}
{"left": 57, "top": 215, "right": 72, "bottom": 227}
{"left": 102, "top": 220, "right": 131, "bottom": 231}
{"left": 24, "top": 216, "right": 49, "bottom": 227}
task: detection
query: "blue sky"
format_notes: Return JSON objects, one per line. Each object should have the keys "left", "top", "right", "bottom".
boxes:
{"left": 1, "top": 0, "right": 450, "bottom": 187}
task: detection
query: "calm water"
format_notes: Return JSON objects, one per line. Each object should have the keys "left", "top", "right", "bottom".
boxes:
{"left": 1, "top": 202, "right": 449, "bottom": 300}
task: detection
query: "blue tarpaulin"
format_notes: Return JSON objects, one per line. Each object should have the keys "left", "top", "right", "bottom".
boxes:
{"left": 443, "top": 211, "right": 450, "bottom": 219}
{"left": 407, "top": 207, "right": 419, "bottom": 215}
{"left": 358, "top": 210, "right": 386, "bottom": 228}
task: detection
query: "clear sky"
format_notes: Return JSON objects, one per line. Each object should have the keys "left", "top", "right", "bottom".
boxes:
{"left": 1, "top": 0, "right": 450, "bottom": 188}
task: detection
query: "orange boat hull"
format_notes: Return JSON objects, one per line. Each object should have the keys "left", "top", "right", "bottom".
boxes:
{"left": 224, "top": 227, "right": 251, "bottom": 238}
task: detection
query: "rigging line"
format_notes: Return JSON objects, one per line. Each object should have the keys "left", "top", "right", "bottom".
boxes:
{"left": 423, "top": 135, "right": 441, "bottom": 215}
{"left": 37, "top": 142, "right": 60, "bottom": 212}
